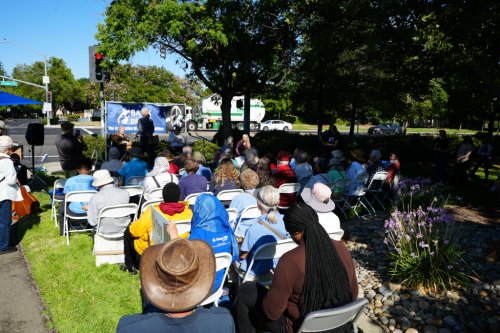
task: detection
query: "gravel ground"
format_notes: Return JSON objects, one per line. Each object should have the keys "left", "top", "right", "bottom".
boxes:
{"left": 342, "top": 209, "right": 500, "bottom": 333}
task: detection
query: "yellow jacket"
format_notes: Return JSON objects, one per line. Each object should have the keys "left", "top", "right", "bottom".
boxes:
{"left": 129, "top": 201, "right": 193, "bottom": 255}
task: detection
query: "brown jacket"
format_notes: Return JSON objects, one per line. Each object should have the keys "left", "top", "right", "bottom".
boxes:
{"left": 263, "top": 239, "right": 358, "bottom": 332}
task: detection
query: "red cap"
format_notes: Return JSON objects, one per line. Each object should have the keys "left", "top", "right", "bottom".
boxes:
{"left": 277, "top": 150, "right": 290, "bottom": 162}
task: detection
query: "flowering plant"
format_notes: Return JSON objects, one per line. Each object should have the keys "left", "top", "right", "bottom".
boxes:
{"left": 384, "top": 205, "right": 468, "bottom": 292}
{"left": 393, "top": 177, "right": 446, "bottom": 211}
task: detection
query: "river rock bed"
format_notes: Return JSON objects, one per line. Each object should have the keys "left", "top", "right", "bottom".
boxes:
{"left": 342, "top": 214, "right": 500, "bottom": 333}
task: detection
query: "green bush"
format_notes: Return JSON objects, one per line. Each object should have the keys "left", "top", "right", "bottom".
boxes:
{"left": 49, "top": 117, "right": 59, "bottom": 125}
{"left": 82, "top": 135, "right": 106, "bottom": 162}
{"left": 67, "top": 114, "right": 80, "bottom": 122}
{"left": 152, "top": 141, "right": 170, "bottom": 156}
{"left": 41, "top": 119, "right": 47, "bottom": 125}
{"left": 193, "top": 140, "right": 221, "bottom": 165}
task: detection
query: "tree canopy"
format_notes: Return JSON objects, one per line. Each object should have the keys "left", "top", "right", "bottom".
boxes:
{"left": 96, "top": 0, "right": 298, "bottom": 137}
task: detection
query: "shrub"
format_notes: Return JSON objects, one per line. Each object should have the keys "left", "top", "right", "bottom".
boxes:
{"left": 49, "top": 117, "right": 59, "bottom": 125}
{"left": 393, "top": 177, "right": 448, "bottom": 210}
{"left": 384, "top": 205, "right": 468, "bottom": 292}
{"left": 67, "top": 114, "right": 80, "bottom": 122}
{"left": 41, "top": 119, "right": 47, "bottom": 125}
{"left": 152, "top": 141, "right": 170, "bottom": 156}
{"left": 193, "top": 140, "right": 220, "bottom": 165}
{"left": 82, "top": 135, "right": 106, "bottom": 162}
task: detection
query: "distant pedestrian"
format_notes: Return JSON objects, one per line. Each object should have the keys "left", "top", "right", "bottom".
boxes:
{"left": 55, "top": 122, "right": 87, "bottom": 178}
{"left": 470, "top": 137, "right": 493, "bottom": 180}
{"left": 454, "top": 136, "right": 474, "bottom": 186}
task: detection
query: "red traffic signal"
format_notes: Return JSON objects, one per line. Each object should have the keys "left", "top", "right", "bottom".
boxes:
{"left": 95, "top": 53, "right": 103, "bottom": 61}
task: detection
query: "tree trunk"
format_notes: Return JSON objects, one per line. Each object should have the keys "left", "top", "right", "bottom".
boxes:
{"left": 244, "top": 94, "right": 251, "bottom": 134}
{"left": 349, "top": 81, "right": 359, "bottom": 137}
{"left": 221, "top": 94, "right": 233, "bottom": 140}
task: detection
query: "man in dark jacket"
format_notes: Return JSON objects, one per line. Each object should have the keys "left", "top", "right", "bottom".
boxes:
{"left": 55, "top": 122, "right": 87, "bottom": 178}
{"left": 137, "top": 108, "right": 154, "bottom": 152}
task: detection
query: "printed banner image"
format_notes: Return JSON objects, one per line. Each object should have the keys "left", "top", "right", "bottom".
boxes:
{"left": 106, "top": 102, "right": 167, "bottom": 134}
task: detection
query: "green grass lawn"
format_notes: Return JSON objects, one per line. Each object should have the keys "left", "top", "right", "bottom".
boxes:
{"left": 291, "top": 123, "right": 486, "bottom": 134}
{"left": 19, "top": 194, "right": 141, "bottom": 333}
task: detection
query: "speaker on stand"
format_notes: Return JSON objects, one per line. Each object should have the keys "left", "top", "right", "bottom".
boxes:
{"left": 25, "top": 123, "right": 46, "bottom": 189}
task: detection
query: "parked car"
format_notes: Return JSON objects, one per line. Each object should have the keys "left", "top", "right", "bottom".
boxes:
{"left": 260, "top": 120, "right": 293, "bottom": 131}
{"left": 368, "top": 123, "right": 404, "bottom": 135}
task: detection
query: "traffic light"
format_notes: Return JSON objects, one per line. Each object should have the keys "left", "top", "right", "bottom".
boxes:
{"left": 47, "top": 91, "right": 52, "bottom": 103}
{"left": 89, "top": 45, "right": 108, "bottom": 82}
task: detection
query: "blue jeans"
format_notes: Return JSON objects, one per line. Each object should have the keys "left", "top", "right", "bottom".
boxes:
{"left": 0, "top": 200, "right": 12, "bottom": 251}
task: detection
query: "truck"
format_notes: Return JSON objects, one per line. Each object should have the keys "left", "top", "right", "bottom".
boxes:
{"left": 185, "top": 94, "right": 266, "bottom": 131}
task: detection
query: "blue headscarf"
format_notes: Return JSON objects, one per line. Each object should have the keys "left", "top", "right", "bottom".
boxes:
{"left": 191, "top": 194, "right": 239, "bottom": 261}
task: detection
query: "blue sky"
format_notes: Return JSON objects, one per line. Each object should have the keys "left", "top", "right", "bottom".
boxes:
{"left": 0, "top": 0, "right": 184, "bottom": 79}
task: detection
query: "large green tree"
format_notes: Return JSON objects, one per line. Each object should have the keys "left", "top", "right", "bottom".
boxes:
{"left": 6, "top": 57, "right": 81, "bottom": 111}
{"left": 96, "top": 0, "right": 297, "bottom": 138}
{"left": 80, "top": 64, "right": 206, "bottom": 109}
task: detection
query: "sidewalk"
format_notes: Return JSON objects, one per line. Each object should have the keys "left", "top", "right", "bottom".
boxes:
{"left": 0, "top": 246, "right": 51, "bottom": 333}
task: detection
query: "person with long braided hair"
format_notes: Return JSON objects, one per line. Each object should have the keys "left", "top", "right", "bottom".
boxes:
{"left": 236, "top": 202, "right": 358, "bottom": 333}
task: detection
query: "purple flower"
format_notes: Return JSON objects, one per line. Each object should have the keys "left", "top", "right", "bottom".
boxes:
{"left": 416, "top": 233, "right": 423, "bottom": 239}
{"left": 444, "top": 240, "right": 449, "bottom": 245}
{"left": 419, "top": 241, "right": 429, "bottom": 248}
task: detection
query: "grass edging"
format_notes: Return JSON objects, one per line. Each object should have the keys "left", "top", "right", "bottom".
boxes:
{"left": 19, "top": 193, "right": 142, "bottom": 333}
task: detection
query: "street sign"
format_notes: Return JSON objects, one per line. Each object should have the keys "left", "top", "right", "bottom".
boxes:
{"left": 0, "top": 81, "right": 18, "bottom": 86}
{"left": 43, "top": 102, "right": 52, "bottom": 112}
{"left": 42, "top": 76, "right": 50, "bottom": 84}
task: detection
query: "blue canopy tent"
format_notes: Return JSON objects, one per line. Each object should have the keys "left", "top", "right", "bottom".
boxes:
{"left": 0, "top": 90, "right": 43, "bottom": 106}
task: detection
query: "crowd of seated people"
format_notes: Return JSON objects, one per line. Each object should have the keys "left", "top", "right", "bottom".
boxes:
{"left": 52, "top": 130, "right": 410, "bottom": 333}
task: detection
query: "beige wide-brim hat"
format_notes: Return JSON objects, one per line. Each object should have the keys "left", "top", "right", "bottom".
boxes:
{"left": 140, "top": 238, "right": 215, "bottom": 312}
{"left": 92, "top": 169, "right": 115, "bottom": 187}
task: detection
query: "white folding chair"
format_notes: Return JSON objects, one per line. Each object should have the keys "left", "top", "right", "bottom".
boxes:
{"left": 236, "top": 238, "right": 298, "bottom": 286}
{"left": 200, "top": 252, "right": 233, "bottom": 307}
{"left": 217, "top": 189, "right": 244, "bottom": 202}
{"left": 226, "top": 208, "right": 239, "bottom": 228}
{"left": 51, "top": 178, "right": 67, "bottom": 226}
{"left": 141, "top": 199, "right": 162, "bottom": 215}
{"left": 331, "top": 178, "right": 351, "bottom": 219}
{"left": 126, "top": 176, "right": 145, "bottom": 186}
{"left": 277, "top": 182, "right": 301, "bottom": 209}
{"left": 234, "top": 205, "right": 261, "bottom": 238}
{"left": 119, "top": 185, "right": 144, "bottom": 207}
{"left": 343, "top": 173, "right": 372, "bottom": 218}
{"left": 366, "top": 171, "right": 388, "bottom": 212}
{"left": 184, "top": 192, "right": 213, "bottom": 206}
{"left": 297, "top": 299, "right": 369, "bottom": 333}
{"left": 147, "top": 187, "right": 164, "bottom": 201}
{"left": 93, "top": 203, "right": 138, "bottom": 266}
{"left": 63, "top": 190, "right": 97, "bottom": 245}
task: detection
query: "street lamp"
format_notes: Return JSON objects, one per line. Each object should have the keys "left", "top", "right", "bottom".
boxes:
{"left": 0, "top": 39, "right": 51, "bottom": 124}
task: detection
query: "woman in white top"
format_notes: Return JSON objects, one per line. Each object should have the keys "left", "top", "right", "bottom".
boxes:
{"left": 141, "top": 157, "right": 178, "bottom": 201}
{"left": 0, "top": 136, "right": 20, "bottom": 253}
